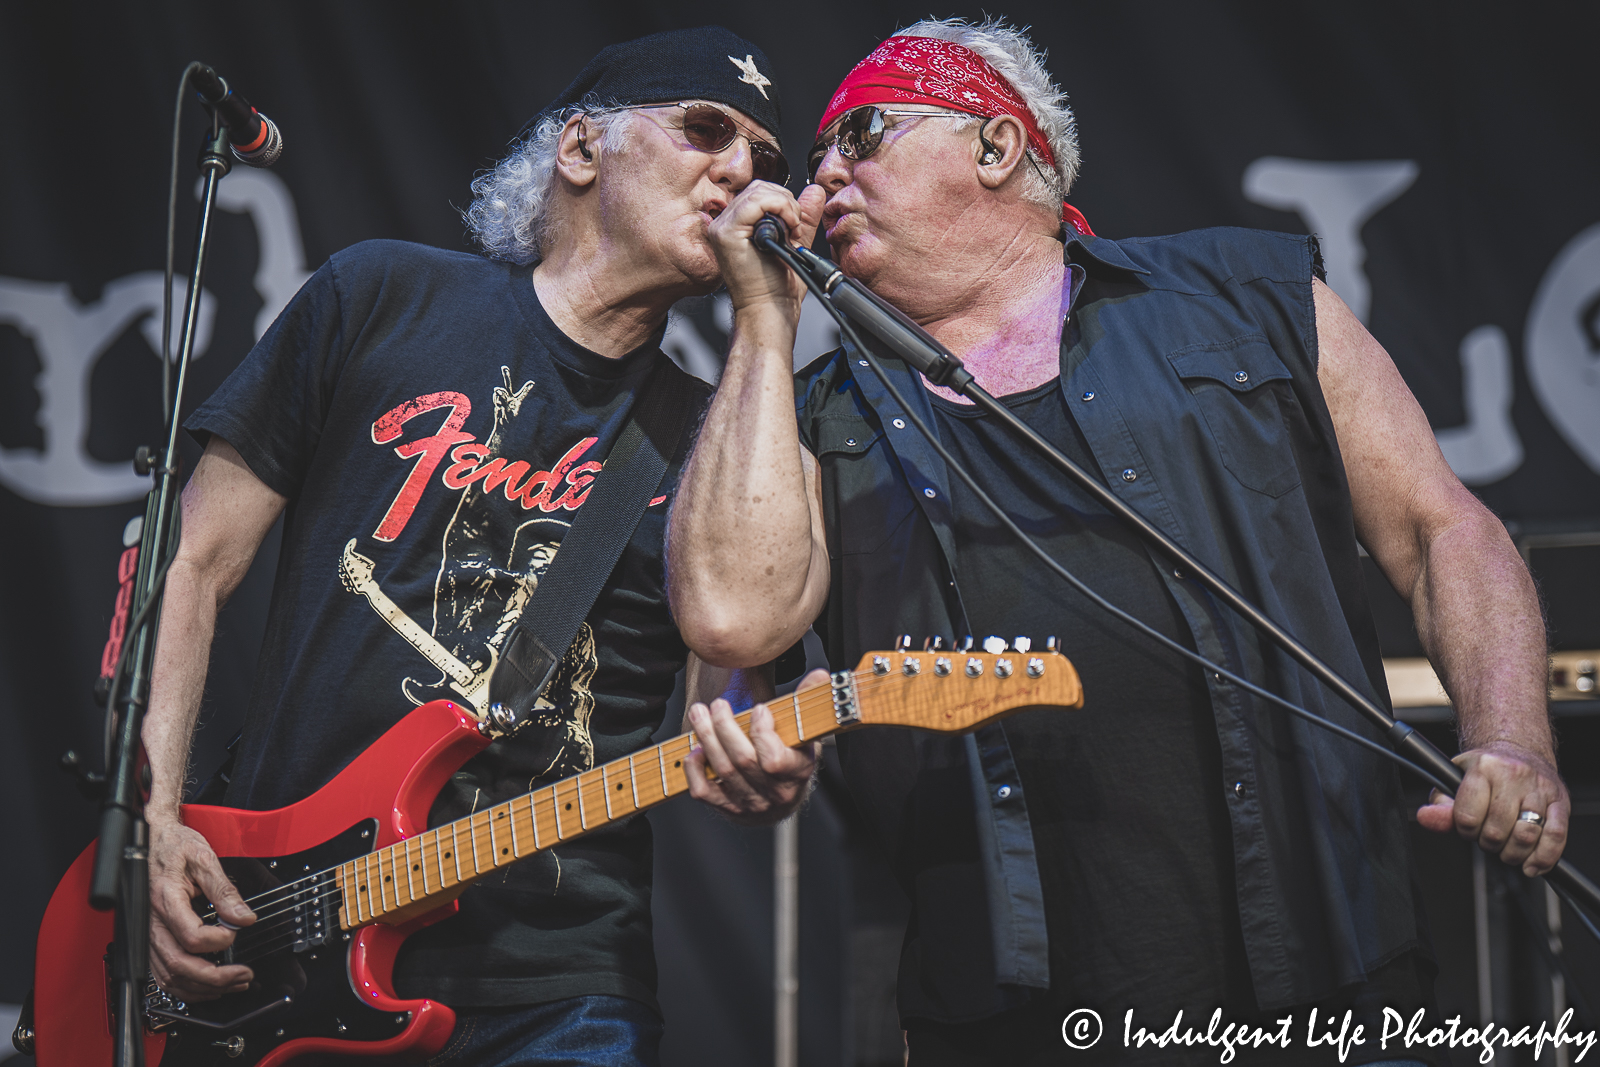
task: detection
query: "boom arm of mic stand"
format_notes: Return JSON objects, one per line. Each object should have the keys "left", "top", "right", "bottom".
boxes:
{"left": 765, "top": 229, "right": 1600, "bottom": 920}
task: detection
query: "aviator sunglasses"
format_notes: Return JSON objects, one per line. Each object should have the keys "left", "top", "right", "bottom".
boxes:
{"left": 807, "top": 106, "right": 975, "bottom": 182}
{"left": 632, "top": 102, "right": 790, "bottom": 187}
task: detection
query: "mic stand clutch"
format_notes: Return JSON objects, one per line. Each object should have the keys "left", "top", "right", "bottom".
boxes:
{"left": 751, "top": 215, "right": 1600, "bottom": 922}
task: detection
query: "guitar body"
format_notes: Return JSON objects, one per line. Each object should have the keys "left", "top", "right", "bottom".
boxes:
{"left": 33, "top": 700, "right": 488, "bottom": 1066}
{"left": 32, "top": 645, "right": 1083, "bottom": 1065}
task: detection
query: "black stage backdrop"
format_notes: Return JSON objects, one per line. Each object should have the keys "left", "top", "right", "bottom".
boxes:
{"left": 2, "top": 2, "right": 1598, "bottom": 1064}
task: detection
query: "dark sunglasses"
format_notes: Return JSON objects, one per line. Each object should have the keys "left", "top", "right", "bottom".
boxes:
{"left": 807, "top": 106, "right": 971, "bottom": 182}
{"left": 636, "top": 102, "right": 790, "bottom": 187}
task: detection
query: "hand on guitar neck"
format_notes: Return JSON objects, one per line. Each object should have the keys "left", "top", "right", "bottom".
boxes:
{"left": 685, "top": 668, "right": 829, "bottom": 824}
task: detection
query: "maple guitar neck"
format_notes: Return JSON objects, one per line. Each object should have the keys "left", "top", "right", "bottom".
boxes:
{"left": 334, "top": 687, "right": 830, "bottom": 928}
{"left": 335, "top": 647, "right": 1080, "bottom": 930}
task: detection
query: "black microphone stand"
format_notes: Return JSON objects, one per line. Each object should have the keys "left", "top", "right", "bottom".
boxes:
{"left": 751, "top": 218, "right": 1600, "bottom": 925}
{"left": 91, "top": 113, "right": 234, "bottom": 1067}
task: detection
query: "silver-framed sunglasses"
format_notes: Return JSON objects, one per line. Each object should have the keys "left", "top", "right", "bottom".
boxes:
{"left": 631, "top": 102, "right": 790, "bottom": 186}
{"left": 807, "top": 106, "right": 974, "bottom": 182}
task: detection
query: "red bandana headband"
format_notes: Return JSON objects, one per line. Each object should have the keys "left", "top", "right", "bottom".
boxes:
{"left": 820, "top": 36, "right": 1054, "bottom": 170}
{"left": 817, "top": 36, "right": 1093, "bottom": 236}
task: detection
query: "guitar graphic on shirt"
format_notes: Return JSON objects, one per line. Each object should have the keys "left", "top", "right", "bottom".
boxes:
{"left": 337, "top": 539, "right": 492, "bottom": 716}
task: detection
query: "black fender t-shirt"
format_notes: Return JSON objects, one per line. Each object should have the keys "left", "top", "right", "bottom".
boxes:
{"left": 187, "top": 239, "right": 709, "bottom": 1009}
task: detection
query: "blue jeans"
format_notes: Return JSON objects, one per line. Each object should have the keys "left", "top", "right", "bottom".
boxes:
{"left": 426, "top": 996, "right": 663, "bottom": 1067}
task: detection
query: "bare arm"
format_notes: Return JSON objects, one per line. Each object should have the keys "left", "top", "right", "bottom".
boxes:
{"left": 668, "top": 181, "right": 831, "bottom": 668}
{"left": 145, "top": 437, "right": 288, "bottom": 998}
{"left": 1314, "top": 278, "right": 1566, "bottom": 875}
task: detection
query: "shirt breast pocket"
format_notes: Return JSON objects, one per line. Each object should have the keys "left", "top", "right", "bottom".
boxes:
{"left": 812, "top": 418, "right": 920, "bottom": 555}
{"left": 1168, "top": 337, "right": 1302, "bottom": 498}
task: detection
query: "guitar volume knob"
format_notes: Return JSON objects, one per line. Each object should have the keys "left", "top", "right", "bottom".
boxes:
{"left": 211, "top": 1036, "right": 245, "bottom": 1058}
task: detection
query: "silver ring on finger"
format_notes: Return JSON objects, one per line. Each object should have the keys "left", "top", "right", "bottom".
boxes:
{"left": 1517, "top": 809, "right": 1545, "bottom": 827}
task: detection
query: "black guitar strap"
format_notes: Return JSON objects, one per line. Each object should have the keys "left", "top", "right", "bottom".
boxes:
{"left": 486, "top": 358, "right": 697, "bottom": 729}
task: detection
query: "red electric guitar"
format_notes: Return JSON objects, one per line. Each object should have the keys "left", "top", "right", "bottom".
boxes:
{"left": 31, "top": 643, "right": 1081, "bottom": 1065}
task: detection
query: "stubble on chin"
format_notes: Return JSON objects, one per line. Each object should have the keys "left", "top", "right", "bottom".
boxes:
{"left": 681, "top": 242, "right": 724, "bottom": 292}
{"left": 831, "top": 234, "right": 881, "bottom": 285}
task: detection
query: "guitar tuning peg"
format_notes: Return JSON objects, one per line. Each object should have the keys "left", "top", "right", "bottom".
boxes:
{"left": 923, "top": 635, "right": 947, "bottom": 652}
{"left": 982, "top": 636, "right": 1006, "bottom": 654}
{"left": 1045, "top": 636, "right": 1059, "bottom": 653}
{"left": 1012, "top": 636, "right": 1032, "bottom": 653}
{"left": 958, "top": 635, "right": 975, "bottom": 653}
{"left": 895, "top": 634, "right": 913, "bottom": 652}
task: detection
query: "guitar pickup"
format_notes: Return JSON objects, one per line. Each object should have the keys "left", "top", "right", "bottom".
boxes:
{"left": 284, "top": 871, "right": 338, "bottom": 953}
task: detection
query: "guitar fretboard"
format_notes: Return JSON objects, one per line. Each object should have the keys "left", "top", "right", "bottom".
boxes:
{"left": 334, "top": 681, "right": 840, "bottom": 927}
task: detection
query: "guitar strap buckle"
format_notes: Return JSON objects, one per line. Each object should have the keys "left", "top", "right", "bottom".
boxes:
{"left": 483, "top": 629, "right": 560, "bottom": 737}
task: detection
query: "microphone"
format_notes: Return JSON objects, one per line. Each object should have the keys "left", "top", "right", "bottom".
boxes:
{"left": 752, "top": 213, "right": 789, "bottom": 254}
{"left": 191, "top": 64, "right": 283, "bottom": 167}
{"left": 750, "top": 214, "right": 971, "bottom": 390}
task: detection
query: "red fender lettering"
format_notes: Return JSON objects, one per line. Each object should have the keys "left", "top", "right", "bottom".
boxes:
{"left": 371, "top": 392, "right": 475, "bottom": 541}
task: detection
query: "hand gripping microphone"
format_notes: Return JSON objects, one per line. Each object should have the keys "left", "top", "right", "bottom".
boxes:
{"left": 751, "top": 214, "right": 972, "bottom": 389}
{"left": 191, "top": 64, "right": 283, "bottom": 167}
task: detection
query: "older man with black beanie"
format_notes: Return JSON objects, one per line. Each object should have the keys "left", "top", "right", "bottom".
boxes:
{"left": 140, "top": 25, "right": 815, "bottom": 1066}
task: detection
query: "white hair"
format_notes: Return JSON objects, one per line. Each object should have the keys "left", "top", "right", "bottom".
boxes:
{"left": 894, "top": 16, "right": 1081, "bottom": 208}
{"left": 465, "top": 98, "right": 629, "bottom": 265}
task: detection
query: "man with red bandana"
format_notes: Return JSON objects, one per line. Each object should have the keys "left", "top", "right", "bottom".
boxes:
{"left": 671, "top": 16, "right": 1568, "bottom": 1065}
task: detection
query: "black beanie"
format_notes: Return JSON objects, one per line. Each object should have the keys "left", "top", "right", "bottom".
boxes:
{"left": 536, "top": 26, "right": 782, "bottom": 137}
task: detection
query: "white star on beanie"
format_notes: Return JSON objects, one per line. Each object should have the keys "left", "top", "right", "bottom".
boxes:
{"left": 728, "top": 54, "right": 772, "bottom": 99}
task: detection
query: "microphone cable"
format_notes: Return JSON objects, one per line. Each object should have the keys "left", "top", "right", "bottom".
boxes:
{"left": 162, "top": 62, "right": 207, "bottom": 423}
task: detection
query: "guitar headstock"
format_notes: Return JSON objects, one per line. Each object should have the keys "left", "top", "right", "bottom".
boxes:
{"left": 339, "top": 538, "right": 375, "bottom": 591}
{"left": 847, "top": 639, "right": 1082, "bottom": 733}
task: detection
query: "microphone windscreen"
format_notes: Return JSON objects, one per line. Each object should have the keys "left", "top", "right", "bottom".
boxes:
{"left": 231, "top": 116, "right": 283, "bottom": 167}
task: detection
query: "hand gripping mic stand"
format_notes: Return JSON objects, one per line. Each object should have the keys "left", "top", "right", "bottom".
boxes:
{"left": 750, "top": 215, "right": 1600, "bottom": 927}
{"left": 91, "top": 66, "right": 269, "bottom": 1067}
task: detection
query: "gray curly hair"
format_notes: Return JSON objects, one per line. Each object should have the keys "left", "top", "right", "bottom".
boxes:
{"left": 893, "top": 16, "right": 1081, "bottom": 209}
{"left": 465, "top": 98, "right": 630, "bottom": 265}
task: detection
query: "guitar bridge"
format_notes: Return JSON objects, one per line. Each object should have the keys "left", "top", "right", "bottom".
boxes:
{"left": 830, "top": 670, "right": 860, "bottom": 726}
{"left": 142, "top": 979, "right": 184, "bottom": 1033}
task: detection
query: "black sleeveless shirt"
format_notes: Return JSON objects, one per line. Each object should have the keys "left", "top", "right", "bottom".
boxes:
{"left": 930, "top": 381, "right": 1249, "bottom": 1020}
{"left": 926, "top": 381, "right": 1432, "bottom": 1063}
